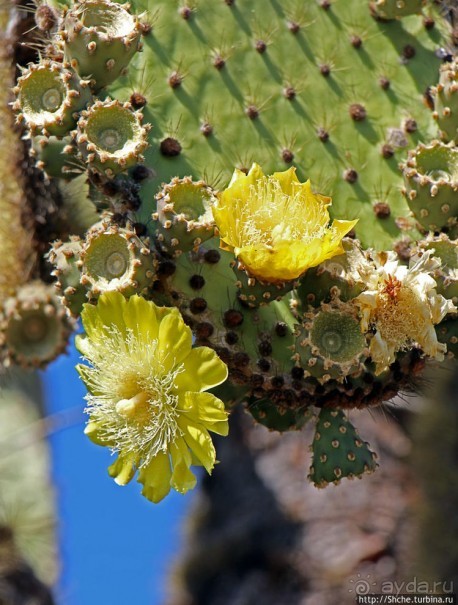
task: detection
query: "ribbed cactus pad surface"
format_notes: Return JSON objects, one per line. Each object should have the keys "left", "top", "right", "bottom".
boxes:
{"left": 109, "top": 0, "right": 448, "bottom": 248}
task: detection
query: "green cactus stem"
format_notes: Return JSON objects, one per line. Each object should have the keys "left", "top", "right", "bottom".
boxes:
{"left": 401, "top": 140, "right": 458, "bottom": 235}
{"left": 12, "top": 60, "right": 92, "bottom": 137}
{"left": 432, "top": 58, "right": 458, "bottom": 144}
{"left": 152, "top": 176, "right": 215, "bottom": 257}
{"left": 79, "top": 221, "right": 156, "bottom": 301}
{"left": 309, "top": 407, "right": 378, "bottom": 487}
{"left": 75, "top": 99, "right": 150, "bottom": 177}
{"left": 370, "top": 0, "right": 427, "bottom": 20}
{"left": 0, "top": 282, "right": 74, "bottom": 368}
{"left": 62, "top": 0, "right": 143, "bottom": 91}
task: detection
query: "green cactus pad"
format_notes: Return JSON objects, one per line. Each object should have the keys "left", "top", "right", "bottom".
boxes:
{"left": 75, "top": 98, "right": 150, "bottom": 177}
{"left": 309, "top": 407, "right": 378, "bottom": 487}
{"left": 62, "top": 0, "right": 143, "bottom": 91}
{"left": 12, "top": 60, "right": 91, "bottom": 137}
{"left": 246, "top": 394, "right": 313, "bottom": 432}
{"left": 432, "top": 58, "right": 458, "bottom": 143}
{"left": 370, "top": 0, "right": 426, "bottom": 20}
{"left": 80, "top": 221, "right": 156, "bottom": 300}
{"left": 0, "top": 282, "right": 74, "bottom": 368}
{"left": 106, "top": 0, "right": 449, "bottom": 249}
{"left": 436, "top": 317, "right": 458, "bottom": 357}
{"left": 152, "top": 176, "right": 215, "bottom": 256}
{"left": 402, "top": 140, "right": 458, "bottom": 235}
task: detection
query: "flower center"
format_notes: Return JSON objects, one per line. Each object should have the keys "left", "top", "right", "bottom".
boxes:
{"left": 116, "top": 392, "right": 150, "bottom": 424}
{"left": 240, "top": 178, "right": 328, "bottom": 248}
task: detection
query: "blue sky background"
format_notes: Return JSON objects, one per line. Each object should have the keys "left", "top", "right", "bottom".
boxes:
{"left": 42, "top": 336, "right": 193, "bottom": 605}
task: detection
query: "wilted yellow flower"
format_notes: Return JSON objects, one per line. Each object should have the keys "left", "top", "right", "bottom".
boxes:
{"left": 212, "top": 163, "right": 357, "bottom": 283}
{"left": 76, "top": 292, "right": 228, "bottom": 503}
{"left": 355, "top": 251, "right": 455, "bottom": 375}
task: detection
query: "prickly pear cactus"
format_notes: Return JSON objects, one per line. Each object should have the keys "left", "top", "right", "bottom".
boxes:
{"left": 5, "top": 0, "right": 458, "bottom": 501}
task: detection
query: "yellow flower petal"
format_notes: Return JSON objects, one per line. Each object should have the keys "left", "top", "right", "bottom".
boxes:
{"left": 156, "top": 309, "right": 193, "bottom": 370}
{"left": 123, "top": 294, "right": 162, "bottom": 340}
{"left": 137, "top": 452, "right": 172, "bottom": 503}
{"left": 85, "top": 291, "right": 127, "bottom": 337}
{"left": 170, "top": 438, "right": 197, "bottom": 494}
{"left": 174, "top": 347, "right": 228, "bottom": 392}
{"left": 179, "top": 391, "right": 229, "bottom": 432}
{"left": 178, "top": 416, "right": 216, "bottom": 473}
{"left": 271, "top": 165, "right": 300, "bottom": 195}
{"left": 108, "top": 452, "right": 139, "bottom": 486}
{"left": 84, "top": 420, "right": 114, "bottom": 446}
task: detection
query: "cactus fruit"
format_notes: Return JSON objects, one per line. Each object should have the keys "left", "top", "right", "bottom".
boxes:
{"left": 61, "top": 0, "right": 143, "bottom": 91}
{"left": 432, "top": 58, "right": 458, "bottom": 143}
{"left": 153, "top": 177, "right": 215, "bottom": 257}
{"left": 75, "top": 99, "right": 150, "bottom": 177}
{"left": 0, "top": 282, "right": 74, "bottom": 368}
{"left": 401, "top": 140, "right": 458, "bottom": 235}
{"left": 79, "top": 221, "right": 156, "bottom": 301}
{"left": 12, "top": 60, "right": 92, "bottom": 137}
{"left": 370, "top": 0, "right": 427, "bottom": 20}
{"left": 309, "top": 407, "right": 378, "bottom": 487}
{"left": 294, "top": 303, "right": 368, "bottom": 383}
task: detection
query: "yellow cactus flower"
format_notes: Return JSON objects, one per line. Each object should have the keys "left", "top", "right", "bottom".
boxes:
{"left": 212, "top": 163, "right": 358, "bottom": 283}
{"left": 355, "top": 251, "right": 456, "bottom": 375}
{"left": 76, "top": 292, "right": 228, "bottom": 503}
